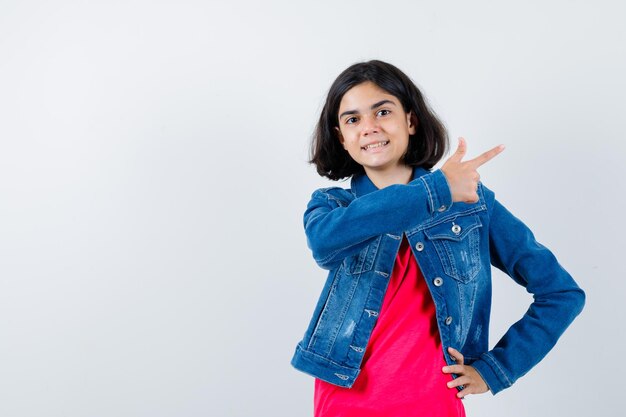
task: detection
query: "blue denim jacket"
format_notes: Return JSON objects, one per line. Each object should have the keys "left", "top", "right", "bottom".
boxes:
{"left": 290, "top": 166, "right": 585, "bottom": 395}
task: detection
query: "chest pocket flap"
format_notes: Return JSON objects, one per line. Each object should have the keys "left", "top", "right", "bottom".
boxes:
{"left": 423, "top": 214, "right": 482, "bottom": 241}
{"left": 423, "top": 214, "right": 483, "bottom": 283}
{"left": 343, "top": 236, "right": 381, "bottom": 275}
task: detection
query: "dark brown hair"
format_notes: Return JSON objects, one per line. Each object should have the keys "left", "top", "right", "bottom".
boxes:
{"left": 309, "top": 60, "right": 448, "bottom": 180}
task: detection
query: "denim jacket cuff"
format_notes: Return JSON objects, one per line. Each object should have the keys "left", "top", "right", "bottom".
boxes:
{"left": 470, "top": 352, "right": 512, "bottom": 395}
{"left": 418, "top": 169, "right": 452, "bottom": 214}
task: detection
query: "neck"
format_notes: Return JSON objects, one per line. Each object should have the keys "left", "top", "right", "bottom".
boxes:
{"left": 364, "top": 164, "right": 413, "bottom": 189}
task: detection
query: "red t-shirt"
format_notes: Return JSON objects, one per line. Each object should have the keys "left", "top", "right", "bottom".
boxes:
{"left": 314, "top": 236, "right": 466, "bottom": 417}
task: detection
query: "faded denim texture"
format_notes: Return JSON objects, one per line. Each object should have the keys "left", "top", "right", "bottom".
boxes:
{"left": 290, "top": 166, "right": 585, "bottom": 395}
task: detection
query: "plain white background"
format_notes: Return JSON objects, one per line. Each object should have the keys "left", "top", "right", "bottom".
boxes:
{"left": 0, "top": 1, "right": 624, "bottom": 416}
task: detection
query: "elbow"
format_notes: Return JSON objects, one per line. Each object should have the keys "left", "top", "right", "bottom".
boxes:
{"left": 306, "top": 232, "right": 325, "bottom": 262}
{"left": 306, "top": 234, "right": 338, "bottom": 271}
{"left": 572, "top": 286, "right": 586, "bottom": 318}
{"left": 559, "top": 285, "right": 586, "bottom": 323}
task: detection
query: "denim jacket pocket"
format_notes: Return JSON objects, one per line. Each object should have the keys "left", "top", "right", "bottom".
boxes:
{"left": 424, "top": 214, "right": 483, "bottom": 283}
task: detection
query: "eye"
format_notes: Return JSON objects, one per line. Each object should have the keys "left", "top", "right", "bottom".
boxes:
{"left": 377, "top": 109, "right": 391, "bottom": 117}
{"left": 345, "top": 116, "right": 358, "bottom": 124}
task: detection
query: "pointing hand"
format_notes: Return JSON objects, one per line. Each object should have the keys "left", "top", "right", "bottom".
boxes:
{"left": 441, "top": 137, "right": 505, "bottom": 203}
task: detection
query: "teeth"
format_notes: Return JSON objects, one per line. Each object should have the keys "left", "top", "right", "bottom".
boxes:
{"left": 363, "top": 141, "right": 389, "bottom": 150}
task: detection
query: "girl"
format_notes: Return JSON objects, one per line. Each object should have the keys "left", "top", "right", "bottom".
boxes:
{"left": 291, "top": 60, "right": 585, "bottom": 416}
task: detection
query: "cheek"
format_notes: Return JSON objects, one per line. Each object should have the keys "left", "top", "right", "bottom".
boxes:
{"left": 395, "top": 119, "right": 412, "bottom": 136}
{"left": 388, "top": 126, "right": 402, "bottom": 136}
{"left": 341, "top": 131, "right": 358, "bottom": 145}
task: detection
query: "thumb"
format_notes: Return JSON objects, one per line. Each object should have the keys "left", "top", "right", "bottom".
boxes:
{"left": 448, "top": 137, "right": 467, "bottom": 163}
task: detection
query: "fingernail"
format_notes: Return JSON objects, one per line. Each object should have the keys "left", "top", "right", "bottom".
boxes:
{"left": 442, "top": 366, "right": 448, "bottom": 372}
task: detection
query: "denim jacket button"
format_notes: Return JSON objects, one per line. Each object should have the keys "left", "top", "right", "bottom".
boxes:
{"left": 445, "top": 316, "right": 453, "bottom": 325}
{"left": 433, "top": 277, "right": 444, "bottom": 287}
{"left": 451, "top": 224, "right": 461, "bottom": 234}
{"left": 438, "top": 205, "right": 447, "bottom": 212}
{"left": 415, "top": 242, "right": 425, "bottom": 252}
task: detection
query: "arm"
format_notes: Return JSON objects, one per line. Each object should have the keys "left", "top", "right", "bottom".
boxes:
{"left": 305, "top": 139, "right": 506, "bottom": 270}
{"left": 470, "top": 186, "right": 586, "bottom": 395}
{"left": 305, "top": 169, "right": 452, "bottom": 269}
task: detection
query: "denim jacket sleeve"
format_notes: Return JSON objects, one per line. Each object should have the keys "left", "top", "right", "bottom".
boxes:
{"left": 304, "top": 169, "right": 452, "bottom": 270}
{"left": 470, "top": 184, "right": 586, "bottom": 395}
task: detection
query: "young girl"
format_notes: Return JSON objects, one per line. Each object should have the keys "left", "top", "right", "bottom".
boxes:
{"left": 291, "top": 60, "right": 585, "bottom": 416}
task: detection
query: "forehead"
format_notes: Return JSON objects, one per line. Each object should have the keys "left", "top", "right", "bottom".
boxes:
{"left": 338, "top": 81, "right": 400, "bottom": 112}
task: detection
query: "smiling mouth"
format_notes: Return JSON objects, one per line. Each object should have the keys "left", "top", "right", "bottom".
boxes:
{"left": 361, "top": 140, "right": 390, "bottom": 150}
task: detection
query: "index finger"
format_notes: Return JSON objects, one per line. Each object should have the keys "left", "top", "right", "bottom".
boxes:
{"left": 466, "top": 144, "right": 505, "bottom": 168}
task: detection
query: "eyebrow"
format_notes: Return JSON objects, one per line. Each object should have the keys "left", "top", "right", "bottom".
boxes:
{"left": 339, "top": 99, "right": 396, "bottom": 120}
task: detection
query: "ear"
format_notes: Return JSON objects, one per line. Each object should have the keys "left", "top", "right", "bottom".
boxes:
{"left": 335, "top": 126, "right": 346, "bottom": 148}
{"left": 407, "top": 111, "right": 418, "bottom": 135}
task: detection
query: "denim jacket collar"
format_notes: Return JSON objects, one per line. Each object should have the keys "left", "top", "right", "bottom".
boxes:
{"left": 350, "top": 165, "right": 430, "bottom": 198}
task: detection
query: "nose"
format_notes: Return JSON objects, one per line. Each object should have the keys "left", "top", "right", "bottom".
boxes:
{"left": 360, "top": 115, "right": 379, "bottom": 136}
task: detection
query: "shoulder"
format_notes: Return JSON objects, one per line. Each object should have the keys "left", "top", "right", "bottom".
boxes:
{"left": 309, "top": 186, "right": 355, "bottom": 208}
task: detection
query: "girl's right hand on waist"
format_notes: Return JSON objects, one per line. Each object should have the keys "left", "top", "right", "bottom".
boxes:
{"left": 441, "top": 137, "right": 505, "bottom": 203}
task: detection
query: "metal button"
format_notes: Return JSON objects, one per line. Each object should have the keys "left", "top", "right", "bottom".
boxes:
{"left": 451, "top": 224, "right": 461, "bottom": 234}
{"left": 437, "top": 205, "right": 447, "bottom": 212}
{"left": 445, "top": 316, "right": 453, "bottom": 325}
{"left": 415, "top": 242, "right": 424, "bottom": 251}
{"left": 433, "top": 277, "right": 443, "bottom": 287}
